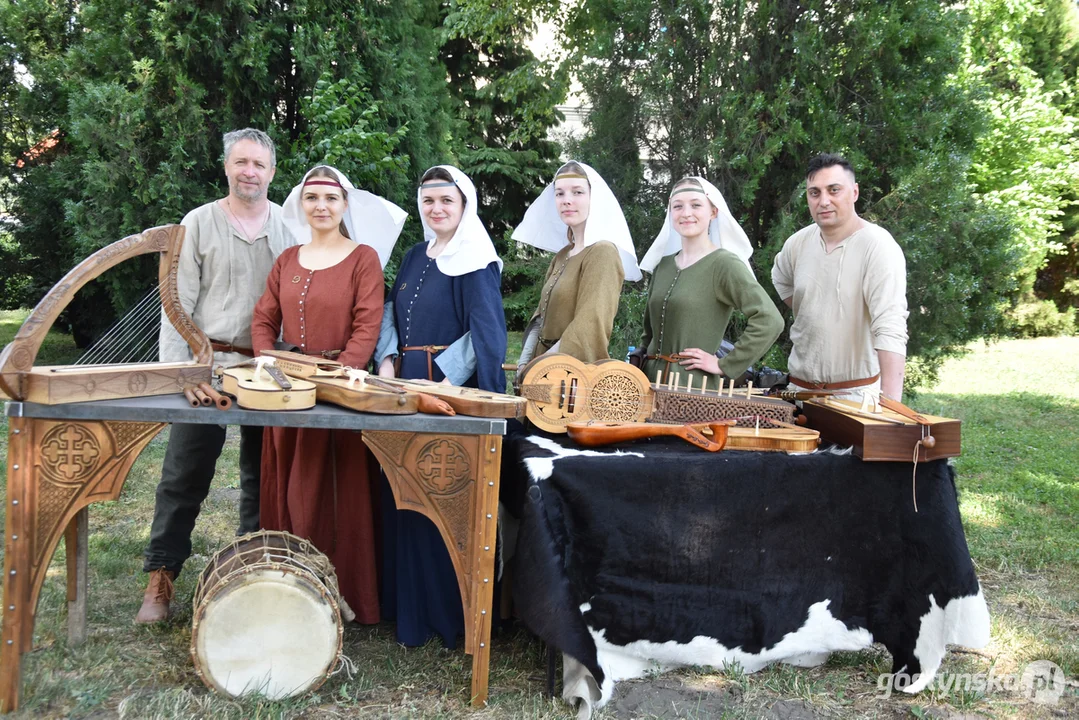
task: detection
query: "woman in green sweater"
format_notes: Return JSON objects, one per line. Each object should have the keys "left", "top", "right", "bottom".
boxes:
{"left": 635, "top": 176, "right": 783, "bottom": 387}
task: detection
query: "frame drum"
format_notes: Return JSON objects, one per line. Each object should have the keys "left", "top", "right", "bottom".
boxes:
{"left": 191, "top": 531, "right": 349, "bottom": 699}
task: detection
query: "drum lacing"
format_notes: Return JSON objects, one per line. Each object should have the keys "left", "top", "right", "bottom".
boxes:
{"left": 329, "top": 652, "right": 357, "bottom": 680}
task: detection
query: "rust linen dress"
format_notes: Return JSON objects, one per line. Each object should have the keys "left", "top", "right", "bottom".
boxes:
{"left": 251, "top": 244, "right": 384, "bottom": 622}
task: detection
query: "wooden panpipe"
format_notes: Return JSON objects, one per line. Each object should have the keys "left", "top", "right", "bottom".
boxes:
{"left": 516, "top": 354, "right": 799, "bottom": 433}
{"left": 801, "top": 397, "right": 961, "bottom": 462}
{"left": 0, "top": 225, "right": 212, "bottom": 404}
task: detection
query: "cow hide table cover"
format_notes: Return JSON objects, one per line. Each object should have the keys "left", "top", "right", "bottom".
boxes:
{"left": 502, "top": 431, "right": 990, "bottom": 716}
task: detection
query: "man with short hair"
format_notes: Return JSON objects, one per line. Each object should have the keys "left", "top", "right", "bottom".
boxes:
{"left": 137, "top": 128, "right": 295, "bottom": 623}
{"left": 771, "top": 153, "right": 908, "bottom": 401}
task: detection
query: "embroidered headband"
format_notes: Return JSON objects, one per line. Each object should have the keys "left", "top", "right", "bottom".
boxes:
{"left": 554, "top": 173, "right": 588, "bottom": 180}
{"left": 303, "top": 178, "right": 343, "bottom": 189}
{"left": 420, "top": 181, "right": 457, "bottom": 189}
{"left": 670, "top": 186, "right": 707, "bottom": 198}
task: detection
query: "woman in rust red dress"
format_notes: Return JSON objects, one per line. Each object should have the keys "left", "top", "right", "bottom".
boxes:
{"left": 251, "top": 165, "right": 406, "bottom": 622}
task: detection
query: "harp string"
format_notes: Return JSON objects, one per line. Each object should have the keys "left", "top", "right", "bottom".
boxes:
{"left": 76, "top": 287, "right": 159, "bottom": 365}
{"left": 115, "top": 305, "right": 162, "bottom": 364}
{"left": 75, "top": 286, "right": 163, "bottom": 366}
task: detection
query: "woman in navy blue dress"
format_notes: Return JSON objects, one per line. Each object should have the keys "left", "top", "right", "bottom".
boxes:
{"left": 374, "top": 165, "right": 507, "bottom": 646}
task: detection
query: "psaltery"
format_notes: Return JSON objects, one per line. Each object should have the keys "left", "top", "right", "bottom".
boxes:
{"left": 801, "top": 396, "right": 961, "bottom": 462}
{"left": 517, "top": 354, "right": 798, "bottom": 433}
{"left": 0, "top": 225, "right": 212, "bottom": 404}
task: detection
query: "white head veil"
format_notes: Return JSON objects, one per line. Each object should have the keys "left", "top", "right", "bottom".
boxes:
{"left": 639, "top": 177, "right": 753, "bottom": 274}
{"left": 511, "top": 161, "right": 642, "bottom": 282}
{"left": 417, "top": 165, "right": 502, "bottom": 276}
{"left": 282, "top": 165, "right": 408, "bottom": 269}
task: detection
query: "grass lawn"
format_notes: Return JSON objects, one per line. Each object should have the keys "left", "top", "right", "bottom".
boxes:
{"left": 1, "top": 311, "right": 1076, "bottom": 719}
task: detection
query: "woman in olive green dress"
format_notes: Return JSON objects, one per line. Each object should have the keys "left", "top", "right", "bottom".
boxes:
{"left": 511, "top": 161, "right": 641, "bottom": 363}
{"left": 635, "top": 176, "right": 783, "bottom": 387}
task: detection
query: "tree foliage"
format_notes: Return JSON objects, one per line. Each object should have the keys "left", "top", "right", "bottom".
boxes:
{"left": 964, "top": 0, "right": 1079, "bottom": 301}
{"left": 559, "top": 0, "right": 1020, "bottom": 383}
{"left": 440, "top": 0, "right": 569, "bottom": 328}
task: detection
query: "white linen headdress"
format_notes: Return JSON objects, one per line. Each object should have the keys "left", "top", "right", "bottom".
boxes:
{"left": 511, "top": 162, "right": 642, "bottom": 282}
{"left": 639, "top": 177, "right": 753, "bottom": 273}
{"left": 417, "top": 165, "right": 502, "bottom": 276}
{"left": 282, "top": 165, "right": 407, "bottom": 269}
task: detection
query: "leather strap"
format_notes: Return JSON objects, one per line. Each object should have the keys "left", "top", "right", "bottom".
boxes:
{"left": 399, "top": 344, "right": 449, "bottom": 381}
{"left": 787, "top": 372, "right": 880, "bottom": 391}
{"left": 646, "top": 353, "right": 691, "bottom": 384}
{"left": 210, "top": 340, "right": 254, "bottom": 357}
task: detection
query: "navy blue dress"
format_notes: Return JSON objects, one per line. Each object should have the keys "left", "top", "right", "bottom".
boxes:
{"left": 381, "top": 242, "right": 507, "bottom": 647}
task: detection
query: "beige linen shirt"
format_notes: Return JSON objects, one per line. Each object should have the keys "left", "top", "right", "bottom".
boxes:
{"left": 771, "top": 221, "right": 908, "bottom": 386}
{"left": 159, "top": 200, "right": 295, "bottom": 365}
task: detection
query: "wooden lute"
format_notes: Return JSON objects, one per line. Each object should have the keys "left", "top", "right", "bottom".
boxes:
{"left": 219, "top": 359, "right": 317, "bottom": 411}
{"left": 262, "top": 349, "right": 524, "bottom": 417}
{"left": 566, "top": 417, "right": 819, "bottom": 454}
{"left": 567, "top": 420, "right": 734, "bottom": 452}
{"left": 517, "top": 354, "right": 797, "bottom": 433}
{"left": 256, "top": 350, "right": 444, "bottom": 415}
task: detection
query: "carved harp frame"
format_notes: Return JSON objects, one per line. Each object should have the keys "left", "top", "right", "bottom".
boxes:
{"left": 0, "top": 224, "right": 213, "bottom": 403}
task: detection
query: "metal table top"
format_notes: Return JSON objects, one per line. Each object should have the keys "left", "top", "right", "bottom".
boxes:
{"left": 5, "top": 394, "right": 507, "bottom": 435}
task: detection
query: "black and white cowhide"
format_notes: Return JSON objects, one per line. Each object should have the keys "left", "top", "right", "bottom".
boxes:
{"left": 505, "top": 433, "right": 990, "bottom": 716}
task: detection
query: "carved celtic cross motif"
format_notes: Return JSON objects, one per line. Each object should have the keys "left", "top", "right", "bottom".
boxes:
{"left": 40, "top": 425, "right": 101, "bottom": 483}
{"left": 416, "top": 439, "right": 471, "bottom": 494}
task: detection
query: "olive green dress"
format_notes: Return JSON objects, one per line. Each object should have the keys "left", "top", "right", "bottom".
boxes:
{"left": 641, "top": 250, "right": 783, "bottom": 385}
{"left": 533, "top": 241, "right": 624, "bottom": 362}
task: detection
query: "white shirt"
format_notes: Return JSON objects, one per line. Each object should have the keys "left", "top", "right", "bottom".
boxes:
{"left": 771, "top": 221, "right": 908, "bottom": 384}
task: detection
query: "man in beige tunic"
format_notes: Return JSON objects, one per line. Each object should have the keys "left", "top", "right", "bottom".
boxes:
{"left": 137, "top": 128, "right": 295, "bottom": 622}
{"left": 771, "top": 153, "right": 908, "bottom": 401}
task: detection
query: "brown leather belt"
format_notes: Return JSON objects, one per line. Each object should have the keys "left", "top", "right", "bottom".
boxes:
{"left": 788, "top": 372, "right": 880, "bottom": 391}
{"left": 210, "top": 340, "right": 254, "bottom": 357}
{"left": 647, "top": 353, "right": 690, "bottom": 384}
{"left": 399, "top": 344, "right": 449, "bottom": 381}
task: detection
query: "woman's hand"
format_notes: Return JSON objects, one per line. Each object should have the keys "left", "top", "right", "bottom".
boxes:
{"left": 677, "top": 347, "right": 722, "bottom": 377}
{"left": 377, "top": 357, "right": 396, "bottom": 378}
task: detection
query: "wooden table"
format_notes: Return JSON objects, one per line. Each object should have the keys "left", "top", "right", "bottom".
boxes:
{"left": 0, "top": 396, "right": 506, "bottom": 713}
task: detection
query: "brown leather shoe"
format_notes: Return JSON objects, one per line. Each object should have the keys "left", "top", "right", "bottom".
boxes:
{"left": 135, "top": 568, "right": 175, "bottom": 624}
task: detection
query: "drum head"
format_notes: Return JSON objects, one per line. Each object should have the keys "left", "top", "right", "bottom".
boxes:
{"left": 194, "top": 568, "right": 340, "bottom": 699}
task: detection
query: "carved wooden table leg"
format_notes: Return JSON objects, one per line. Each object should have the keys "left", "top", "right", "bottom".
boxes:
{"left": 64, "top": 509, "right": 89, "bottom": 646}
{"left": 363, "top": 431, "right": 503, "bottom": 707}
{"left": 0, "top": 418, "right": 164, "bottom": 712}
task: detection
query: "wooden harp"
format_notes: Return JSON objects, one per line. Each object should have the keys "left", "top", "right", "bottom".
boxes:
{"left": 0, "top": 225, "right": 212, "bottom": 403}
